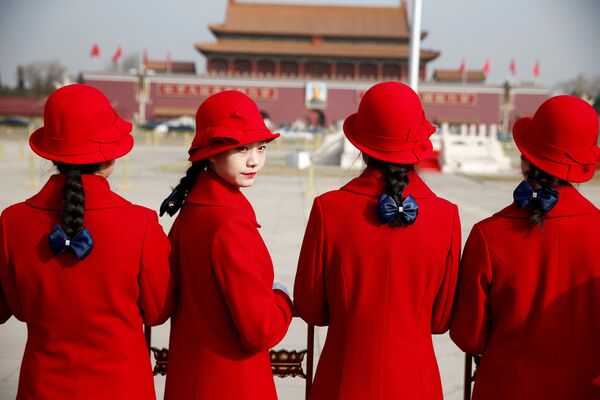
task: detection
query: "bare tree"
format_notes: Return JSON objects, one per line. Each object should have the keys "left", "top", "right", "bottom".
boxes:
{"left": 122, "top": 53, "right": 140, "bottom": 70}
{"left": 106, "top": 53, "right": 140, "bottom": 72}
{"left": 556, "top": 74, "right": 600, "bottom": 100}
{"left": 17, "top": 65, "right": 25, "bottom": 93}
{"left": 21, "top": 61, "right": 67, "bottom": 95}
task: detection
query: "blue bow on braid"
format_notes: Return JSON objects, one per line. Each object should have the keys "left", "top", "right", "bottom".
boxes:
{"left": 48, "top": 224, "right": 94, "bottom": 260}
{"left": 376, "top": 194, "right": 419, "bottom": 225}
{"left": 513, "top": 180, "right": 559, "bottom": 212}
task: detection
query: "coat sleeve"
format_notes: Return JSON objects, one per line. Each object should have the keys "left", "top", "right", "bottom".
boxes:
{"left": 450, "top": 223, "right": 492, "bottom": 355}
{"left": 138, "top": 211, "right": 175, "bottom": 326}
{"left": 294, "top": 197, "right": 329, "bottom": 326}
{"left": 431, "top": 204, "right": 461, "bottom": 333}
{"left": 211, "top": 215, "right": 293, "bottom": 353}
{"left": 0, "top": 215, "right": 12, "bottom": 323}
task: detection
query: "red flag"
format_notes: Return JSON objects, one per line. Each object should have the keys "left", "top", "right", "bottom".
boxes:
{"left": 533, "top": 59, "right": 540, "bottom": 78}
{"left": 510, "top": 58, "right": 517, "bottom": 76}
{"left": 166, "top": 50, "right": 172, "bottom": 74}
{"left": 483, "top": 59, "right": 491, "bottom": 76}
{"left": 458, "top": 57, "right": 466, "bottom": 73}
{"left": 90, "top": 43, "right": 100, "bottom": 58}
{"left": 143, "top": 48, "right": 148, "bottom": 68}
{"left": 112, "top": 46, "right": 123, "bottom": 64}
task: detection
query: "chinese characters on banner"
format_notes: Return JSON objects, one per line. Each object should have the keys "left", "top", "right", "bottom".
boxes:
{"left": 356, "top": 90, "right": 477, "bottom": 106}
{"left": 157, "top": 84, "right": 278, "bottom": 100}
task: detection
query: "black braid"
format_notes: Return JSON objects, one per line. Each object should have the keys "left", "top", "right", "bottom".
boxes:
{"left": 523, "top": 161, "right": 567, "bottom": 225}
{"left": 54, "top": 163, "right": 102, "bottom": 236}
{"left": 160, "top": 161, "right": 208, "bottom": 217}
{"left": 365, "top": 155, "right": 414, "bottom": 227}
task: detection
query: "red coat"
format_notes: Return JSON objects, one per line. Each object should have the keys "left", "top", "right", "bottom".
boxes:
{"left": 450, "top": 185, "right": 600, "bottom": 399}
{"left": 0, "top": 174, "right": 173, "bottom": 399}
{"left": 294, "top": 167, "right": 461, "bottom": 400}
{"left": 164, "top": 171, "right": 293, "bottom": 399}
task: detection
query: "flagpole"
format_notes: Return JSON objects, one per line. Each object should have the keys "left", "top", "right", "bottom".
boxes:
{"left": 408, "top": 0, "right": 422, "bottom": 92}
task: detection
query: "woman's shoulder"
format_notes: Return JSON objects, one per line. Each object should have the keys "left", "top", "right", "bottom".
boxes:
{"left": 121, "top": 202, "right": 157, "bottom": 216}
{"left": 107, "top": 202, "right": 161, "bottom": 228}
{"left": 1, "top": 201, "right": 29, "bottom": 223}
{"left": 177, "top": 202, "right": 261, "bottom": 232}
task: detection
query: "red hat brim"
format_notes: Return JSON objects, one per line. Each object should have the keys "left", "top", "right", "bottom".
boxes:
{"left": 343, "top": 113, "right": 433, "bottom": 164}
{"left": 513, "top": 117, "right": 596, "bottom": 183}
{"left": 29, "top": 117, "right": 133, "bottom": 164}
{"left": 188, "top": 129, "right": 280, "bottom": 162}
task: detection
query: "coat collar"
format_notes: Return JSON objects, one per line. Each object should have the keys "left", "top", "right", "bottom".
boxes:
{"left": 26, "top": 174, "right": 130, "bottom": 210}
{"left": 496, "top": 183, "right": 599, "bottom": 219}
{"left": 340, "top": 165, "right": 436, "bottom": 199}
{"left": 185, "top": 170, "right": 260, "bottom": 227}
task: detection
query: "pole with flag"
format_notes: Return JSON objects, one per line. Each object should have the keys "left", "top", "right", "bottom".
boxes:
{"left": 533, "top": 59, "right": 540, "bottom": 81}
{"left": 459, "top": 57, "right": 466, "bottom": 84}
{"left": 143, "top": 48, "right": 148, "bottom": 71}
{"left": 112, "top": 46, "right": 123, "bottom": 70}
{"left": 483, "top": 59, "right": 491, "bottom": 78}
{"left": 166, "top": 51, "right": 172, "bottom": 75}
{"left": 408, "top": 0, "right": 423, "bottom": 91}
{"left": 509, "top": 58, "right": 517, "bottom": 77}
{"left": 90, "top": 43, "right": 100, "bottom": 71}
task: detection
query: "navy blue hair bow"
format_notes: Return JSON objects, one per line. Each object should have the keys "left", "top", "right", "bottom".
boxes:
{"left": 513, "top": 180, "right": 559, "bottom": 212}
{"left": 48, "top": 224, "right": 94, "bottom": 260}
{"left": 376, "top": 194, "right": 419, "bottom": 225}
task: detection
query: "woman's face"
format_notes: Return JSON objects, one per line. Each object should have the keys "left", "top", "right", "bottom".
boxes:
{"left": 209, "top": 141, "right": 267, "bottom": 188}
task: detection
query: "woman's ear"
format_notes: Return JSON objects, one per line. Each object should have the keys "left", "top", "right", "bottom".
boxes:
{"left": 520, "top": 155, "right": 530, "bottom": 176}
{"left": 206, "top": 157, "right": 215, "bottom": 170}
{"left": 104, "top": 160, "right": 116, "bottom": 168}
{"left": 97, "top": 160, "right": 116, "bottom": 178}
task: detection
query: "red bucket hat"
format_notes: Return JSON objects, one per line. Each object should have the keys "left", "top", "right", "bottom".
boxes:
{"left": 513, "top": 95, "right": 600, "bottom": 183}
{"left": 188, "top": 90, "right": 280, "bottom": 162}
{"left": 29, "top": 84, "right": 133, "bottom": 164}
{"left": 343, "top": 81, "right": 436, "bottom": 164}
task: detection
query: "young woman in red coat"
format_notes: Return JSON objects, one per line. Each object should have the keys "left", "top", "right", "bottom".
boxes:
{"left": 294, "top": 82, "right": 461, "bottom": 399}
{"left": 160, "top": 90, "right": 293, "bottom": 399}
{"left": 0, "top": 84, "right": 174, "bottom": 399}
{"left": 450, "top": 95, "right": 600, "bottom": 399}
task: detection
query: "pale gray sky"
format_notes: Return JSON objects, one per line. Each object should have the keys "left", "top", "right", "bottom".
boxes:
{"left": 1, "top": 0, "right": 599, "bottom": 87}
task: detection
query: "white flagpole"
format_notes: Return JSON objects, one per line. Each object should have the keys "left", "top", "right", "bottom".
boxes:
{"left": 408, "top": 0, "right": 423, "bottom": 92}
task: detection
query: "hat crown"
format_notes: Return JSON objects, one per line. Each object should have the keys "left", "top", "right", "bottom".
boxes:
{"left": 342, "top": 81, "right": 435, "bottom": 164}
{"left": 29, "top": 84, "right": 133, "bottom": 164}
{"left": 355, "top": 82, "right": 426, "bottom": 136}
{"left": 513, "top": 95, "right": 600, "bottom": 182}
{"left": 43, "top": 84, "right": 118, "bottom": 140}
{"left": 530, "top": 95, "right": 599, "bottom": 150}
{"left": 195, "top": 90, "right": 267, "bottom": 134}
{"left": 188, "top": 90, "right": 279, "bottom": 162}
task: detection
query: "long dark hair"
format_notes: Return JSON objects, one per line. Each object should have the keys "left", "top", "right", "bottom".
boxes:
{"left": 54, "top": 162, "right": 102, "bottom": 236}
{"left": 522, "top": 161, "right": 567, "bottom": 225}
{"left": 160, "top": 160, "right": 208, "bottom": 217}
{"left": 364, "top": 154, "right": 414, "bottom": 227}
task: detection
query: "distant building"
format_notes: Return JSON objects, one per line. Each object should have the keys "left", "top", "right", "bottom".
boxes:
{"left": 433, "top": 69, "right": 486, "bottom": 84}
{"left": 145, "top": 60, "right": 196, "bottom": 75}
{"left": 196, "top": 0, "right": 439, "bottom": 81}
{"left": 1, "top": 0, "right": 548, "bottom": 130}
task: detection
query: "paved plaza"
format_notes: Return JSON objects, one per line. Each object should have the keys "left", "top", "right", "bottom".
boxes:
{"left": 1, "top": 133, "right": 599, "bottom": 399}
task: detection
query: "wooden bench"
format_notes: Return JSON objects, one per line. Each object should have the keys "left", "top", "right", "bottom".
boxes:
{"left": 144, "top": 321, "right": 315, "bottom": 400}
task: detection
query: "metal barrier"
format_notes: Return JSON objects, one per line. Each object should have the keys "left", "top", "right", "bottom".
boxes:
{"left": 144, "top": 320, "right": 315, "bottom": 400}
{"left": 463, "top": 353, "right": 480, "bottom": 400}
